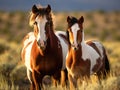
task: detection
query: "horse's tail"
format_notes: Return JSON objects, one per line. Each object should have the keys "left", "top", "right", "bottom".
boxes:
{"left": 104, "top": 52, "right": 110, "bottom": 77}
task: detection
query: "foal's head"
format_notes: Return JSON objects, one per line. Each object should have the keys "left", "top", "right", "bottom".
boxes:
{"left": 67, "top": 16, "right": 84, "bottom": 50}
{"left": 29, "top": 4, "right": 53, "bottom": 50}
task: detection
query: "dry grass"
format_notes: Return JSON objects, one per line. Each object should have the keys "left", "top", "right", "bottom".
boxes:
{"left": 0, "top": 11, "right": 120, "bottom": 90}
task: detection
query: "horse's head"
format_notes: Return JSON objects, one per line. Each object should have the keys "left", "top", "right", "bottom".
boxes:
{"left": 29, "top": 4, "right": 53, "bottom": 50}
{"left": 67, "top": 16, "right": 84, "bottom": 50}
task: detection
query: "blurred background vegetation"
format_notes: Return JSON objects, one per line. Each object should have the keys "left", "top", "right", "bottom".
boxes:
{"left": 0, "top": 10, "right": 120, "bottom": 89}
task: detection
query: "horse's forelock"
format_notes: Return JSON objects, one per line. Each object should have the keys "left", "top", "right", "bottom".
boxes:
{"left": 29, "top": 10, "right": 53, "bottom": 27}
{"left": 68, "top": 17, "right": 78, "bottom": 28}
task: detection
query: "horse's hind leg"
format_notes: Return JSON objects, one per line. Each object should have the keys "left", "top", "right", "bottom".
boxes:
{"left": 32, "top": 70, "right": 43, "bottom": 90}
{"left": 97, "top": 51, "right": 110, "bottom": 79}
{"left": 104, "top": 52, "right": 110, "bottom": 77}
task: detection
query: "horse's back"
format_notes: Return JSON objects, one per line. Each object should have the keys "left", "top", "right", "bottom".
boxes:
{"left": 86, "top": 40, "right": 104, "bottom": 58}
{"left": 55, "top": 31, "right": 68, "bottom": 70}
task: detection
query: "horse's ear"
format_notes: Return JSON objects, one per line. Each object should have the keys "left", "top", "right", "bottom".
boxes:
{"left": 46, "top": 4, "right": 51, "bottom": 13}
{"left": 79, "top": 16, "right": 84, "bottom": 24}
{"left": 67, "top": 16, "right": 71, "bottom": 23}
{"left": 32, "top": 5, "right": 39, "bottom": 14}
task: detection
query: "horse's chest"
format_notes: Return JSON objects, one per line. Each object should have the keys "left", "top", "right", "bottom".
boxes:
{"left": 32, "top": 54, "right": 62, "bottom": 74}
{"left": 66, "top": 57, "right": 91, "bottom": 78}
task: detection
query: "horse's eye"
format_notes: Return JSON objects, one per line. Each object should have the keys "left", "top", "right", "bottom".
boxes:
{"left": 34, "top": 21, "right": 37, "bottom": 25}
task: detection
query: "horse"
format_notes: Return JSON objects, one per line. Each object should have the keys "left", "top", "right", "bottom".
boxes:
{"left": 21, "top": 5, "right": 68, "bottom": 90}
{"left": 66, "top": 16, "right": 110, "bottom": 90}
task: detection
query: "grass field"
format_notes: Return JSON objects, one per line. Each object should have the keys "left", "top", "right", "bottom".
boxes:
{"left": 0, "top": 10, "right": 120, "bottom": 90}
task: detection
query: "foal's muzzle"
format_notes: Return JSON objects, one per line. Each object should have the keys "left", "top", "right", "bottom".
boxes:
{"left": 71, "top": 43, "right": 80, "bottom": 51}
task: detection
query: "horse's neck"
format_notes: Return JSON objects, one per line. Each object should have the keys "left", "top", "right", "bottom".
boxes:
{"left": 49, "top": 29, "right": 59, "bottom": 50}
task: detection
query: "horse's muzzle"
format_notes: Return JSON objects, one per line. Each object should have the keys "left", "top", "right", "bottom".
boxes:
{"left": 37, "top": 40, "right": 47, "bottom": 50}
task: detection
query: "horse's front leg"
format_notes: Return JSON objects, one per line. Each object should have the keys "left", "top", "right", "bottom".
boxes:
{"left": 32, "top": 70, "right": 43, "bottom": 90}
{"left": 27, "top": 69, "right": 33, "bottom": 83}
{"left": 60, "top": 69, "right": 68, "bottom": 87}
{"left": 68, "top": 73, "right": 77, "bottom": 90}
{"left": 26, "top": 69, "right": 35, "bottom": 90}
{"left": 30, "top": 82, "right": 35, "bottom": 90}
{"left": 52, "top": 70, "right": 61, "bottom": 87}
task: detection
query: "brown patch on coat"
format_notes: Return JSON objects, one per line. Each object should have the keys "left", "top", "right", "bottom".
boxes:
{"left": 92, "top": 58, "right": 103, "bottom": 73}
{"left": 30, "top": 40, "right": 63, "bottom": 78}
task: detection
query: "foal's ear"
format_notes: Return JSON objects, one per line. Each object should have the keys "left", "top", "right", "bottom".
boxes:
{"left": 32, "top": 5, "right": 39, "bottom": 14}
{"left": 46, "top": 4, "right": 51, "bottom": 13}
{"left": 79, "top": 16, "right": 84, "bottom": 23}
{"left": 67, "top": 16, "right": 71, "bottom": 23}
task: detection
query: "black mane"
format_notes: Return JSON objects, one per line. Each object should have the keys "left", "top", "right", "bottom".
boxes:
{"left": 68, "top": 17, "right": 78, "bottom": 27}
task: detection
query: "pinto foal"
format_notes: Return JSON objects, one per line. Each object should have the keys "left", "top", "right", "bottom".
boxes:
{"left": 66, "top": 16, "right": 110, "bottom": 90}
{"left": 21, "top": 5, "right": 68, "bottom": 90}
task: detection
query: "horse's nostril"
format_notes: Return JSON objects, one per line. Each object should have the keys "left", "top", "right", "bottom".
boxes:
{"left": 74, "top": 47, "right": 77, "bottom": 51}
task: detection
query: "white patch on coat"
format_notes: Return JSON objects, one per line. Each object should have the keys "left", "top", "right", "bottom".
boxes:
{"left": 35, "top": 16, "right": 47, "bottom": 43}
{"left": 71, "top": 24, "right": 80, "bottom": 48}
{"left": 55, "top": 31, "right": 68, "bottom": 70}
{"left": 23, "top": 32, "right": 35, "bottom": 46}
{"left": 22, "top": 32, "right": 35, "bottom": 72}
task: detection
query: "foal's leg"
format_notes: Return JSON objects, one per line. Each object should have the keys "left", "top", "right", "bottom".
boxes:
{"left": 61, "top": 69, "right": 68, "bottom": 87}
{"left": 68, "top": 73, "right": 77, "bottom": 90}
{"left": 32, "top": 70, "right": 43, "bottom": 90}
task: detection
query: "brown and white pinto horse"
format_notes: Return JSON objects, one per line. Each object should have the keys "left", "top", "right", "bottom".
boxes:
{"left": 21, "top": 5, "right": 68, "bottom": 90}
{"left": 66, "top": 16, "right": 110, "bottom": 90}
